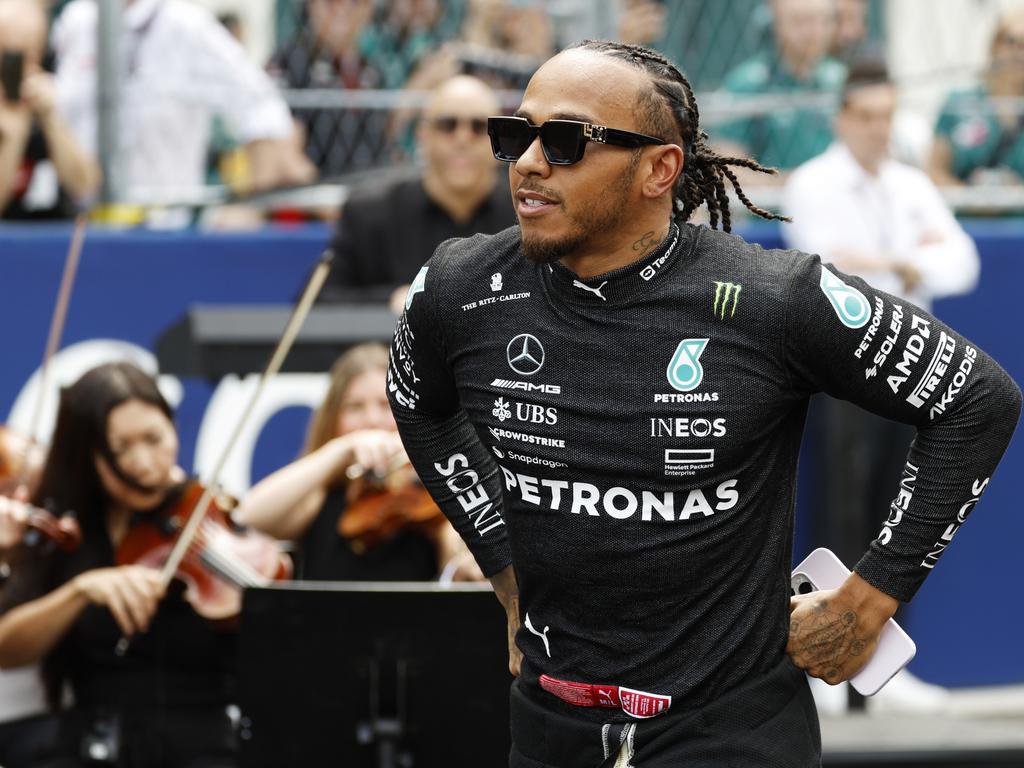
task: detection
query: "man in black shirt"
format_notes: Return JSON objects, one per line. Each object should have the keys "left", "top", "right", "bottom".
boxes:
{"left": 320, "top": 75, "right": 516, "bottom": 311}
{"left": 387, "top": 42, "right": 1021, "bottom": 767}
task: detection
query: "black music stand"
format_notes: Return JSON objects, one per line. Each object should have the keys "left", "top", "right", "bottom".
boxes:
{"left": 237, "top": 582, "right": 511, "bottom": 768}
{"left": 156, "top": 304, "right": 398, "bottom": 376}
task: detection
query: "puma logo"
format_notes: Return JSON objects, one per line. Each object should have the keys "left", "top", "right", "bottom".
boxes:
{"left": 524, "top": 612, "right": 551, "bottom": 658}
{"left": 572, "top": 279, "right": 608, "bottom": 301}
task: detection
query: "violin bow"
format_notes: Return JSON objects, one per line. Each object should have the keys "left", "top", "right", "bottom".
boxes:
{"left": 115, "top": 249, "right": 334, "bottom": 655}
{"left": 15, "top": 214, "right": 87, "bottom": 493}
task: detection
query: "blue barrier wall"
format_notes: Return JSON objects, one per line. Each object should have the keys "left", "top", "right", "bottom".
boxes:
{"left": 1, "top": 220, "right": 1020, "bottom": 687}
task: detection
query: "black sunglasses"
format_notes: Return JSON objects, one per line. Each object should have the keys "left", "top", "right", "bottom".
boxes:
{"left": 487, "top": 116, "right": 666, "bottom": 165}
{"left": 430, "top": 115, "right": 489, "bottom": 136}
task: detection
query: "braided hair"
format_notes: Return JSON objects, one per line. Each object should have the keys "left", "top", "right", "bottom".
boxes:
{"left": 570, "top": 40, "right": 788, "bottom": 232}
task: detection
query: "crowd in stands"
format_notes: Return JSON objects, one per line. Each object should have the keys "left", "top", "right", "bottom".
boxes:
{"left": 2, "top": 0, "right": 1024, "bottom": 223}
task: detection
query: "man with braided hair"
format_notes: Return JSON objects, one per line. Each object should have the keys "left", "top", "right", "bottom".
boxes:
{"left": 387, "top": 40, "right": 1020, "bottom": 767}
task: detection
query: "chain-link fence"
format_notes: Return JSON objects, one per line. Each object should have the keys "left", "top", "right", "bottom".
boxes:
{"left": 45, "top": 0, "right": 1024, "bottom": 214}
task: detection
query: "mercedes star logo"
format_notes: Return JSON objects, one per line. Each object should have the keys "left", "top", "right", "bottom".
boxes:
{"left": 507, "top": 333, "right": 545, "bottom": 375}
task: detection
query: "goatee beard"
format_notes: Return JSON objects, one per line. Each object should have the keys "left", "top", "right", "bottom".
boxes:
{"left": 521, "top": 231, "right": 587, "bottom": 265}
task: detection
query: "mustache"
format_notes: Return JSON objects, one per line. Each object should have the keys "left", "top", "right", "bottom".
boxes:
{"left": 515, "top": 182, "right": 562, "bottom": 204}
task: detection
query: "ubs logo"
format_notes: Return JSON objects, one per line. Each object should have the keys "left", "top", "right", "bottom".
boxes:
{"left": 507, "top": 334, "right": 545, "bottom": 376}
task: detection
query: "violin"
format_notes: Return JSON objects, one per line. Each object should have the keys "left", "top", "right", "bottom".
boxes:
{"left": 0, "top": 425, "right": 44, "bottom": 498}
{"left": 0, "top": 425, "right": 81, "bottom": 552}
{"left": 112, "top": 250, "right": 332, "bottom": 653}
{"left": 14, "top": 501, "right": 82, "bottom": 553}
{"left": 116, "top": 480, "right": 292, "bottom": 621}
{"left": 340, "top": 459, "right": 445, "bottom": 553}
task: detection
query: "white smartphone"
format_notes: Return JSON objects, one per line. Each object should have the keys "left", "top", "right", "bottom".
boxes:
{"left": 791, "top": 548, "right": 916, "bottom": 696}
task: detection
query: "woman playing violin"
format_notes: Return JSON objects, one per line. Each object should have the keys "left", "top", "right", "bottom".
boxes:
{"left": 0, "top": 362, "right": 241, "bottom": 768}
{"left": 236, "top": 342, "right": 482, "bottom": 582}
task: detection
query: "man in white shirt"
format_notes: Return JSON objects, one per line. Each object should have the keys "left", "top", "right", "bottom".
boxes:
{"left": 782, "top": 58, "right": 979, "bottom": 714}
{"left": 783, "top": 57, "right": 979, "bottom": 309}
{"left": 52, "top": 0, "right": 313, "bottom": 200}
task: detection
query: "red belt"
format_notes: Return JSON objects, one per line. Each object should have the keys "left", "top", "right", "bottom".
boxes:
{"left": 539, "top": 674, "right": 672, "bottom": 719}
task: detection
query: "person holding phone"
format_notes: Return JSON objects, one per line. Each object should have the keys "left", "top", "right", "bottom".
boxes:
{"left": 388, "top": 40, "right": 1021, "bottom": 767}
{"left": 0, "top": 0, "right": 99, "bottom": 220}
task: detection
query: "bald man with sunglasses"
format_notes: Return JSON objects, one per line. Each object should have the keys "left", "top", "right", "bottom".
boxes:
{"left": 388, "top": 41, "right": 1020, "bottom": 768}
{"left": 320, "top": 75, "right": 516, "bottom": 312}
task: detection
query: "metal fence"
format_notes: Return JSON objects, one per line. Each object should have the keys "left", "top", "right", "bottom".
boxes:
{"left": 70, "top": 0, "right": 1024, "bottom": 216}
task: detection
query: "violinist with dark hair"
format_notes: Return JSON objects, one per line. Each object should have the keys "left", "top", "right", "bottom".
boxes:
{"left": 236, "top": 342, "right": 483, "bottom": 583}
{"left": 0, "top": 361, "right": 271, "bottom": 768}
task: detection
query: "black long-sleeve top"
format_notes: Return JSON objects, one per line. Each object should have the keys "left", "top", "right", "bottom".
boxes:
{"left": 387, "top": 221, "right": 1021, "bottom": 721}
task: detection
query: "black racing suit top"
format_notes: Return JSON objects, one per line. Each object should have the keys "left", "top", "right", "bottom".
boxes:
{"left": 387, "top": 221, "right": 1021, "bottom": 722}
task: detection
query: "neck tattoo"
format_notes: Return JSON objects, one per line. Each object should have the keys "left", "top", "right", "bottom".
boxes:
{"left": 632, "top": 230, "right": 658, "bottom": 254}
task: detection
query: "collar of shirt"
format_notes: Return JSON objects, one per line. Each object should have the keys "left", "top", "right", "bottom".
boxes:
{"left": 543, "top": 222, "right": 688, "bottom": 307}
{"left": 825, "top": 141, "right": 901, "bottom": 194}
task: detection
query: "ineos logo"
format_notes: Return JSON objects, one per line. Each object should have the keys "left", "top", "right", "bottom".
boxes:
{"left": 507, "top": 334, "right": 545, "bottom": 376}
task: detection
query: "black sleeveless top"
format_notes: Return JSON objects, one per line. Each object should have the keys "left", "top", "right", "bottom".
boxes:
{"left": 298, "top": 488, "right": 438, "bottom": 581}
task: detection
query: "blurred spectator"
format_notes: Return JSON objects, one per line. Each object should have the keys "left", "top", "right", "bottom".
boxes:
{"left": 783, "top": 55, "right": 978, "bottom": 602}
{"left": 716, "top": 0, "right": 846, "bottom": 175}
{"left": 52, "top": 0, "right": 313, "bottom": 200}
{"left": 403, "top": 0, "right": 556, "bottom": 94}
{"left": 831, "top": 0, "right": 871, "bottom": 61}
{"left": 928, "top": 7, "right": 1024, "bottom": 187}
{"left": 319, "top": 75, "right": 516, "bottom": 312}
{"left": 389, "top": 0, "right": 554, "bottom": 155}
{"left": 362, "top": 0, "right": 458, "bottom": 89}
{"left": 269, "top": 0, "right": 391, "bottom": 177}
{"left": 784, "top": 57, "right": 979, "bottom": 320}
{"left": 0, "top": 0, "right": 99, "bottom": 219}
{"left": 617, "top": 0, "right": 668, "bottom": 49}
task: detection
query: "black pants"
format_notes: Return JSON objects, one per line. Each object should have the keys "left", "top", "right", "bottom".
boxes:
{"left": 509, "top": 657, "right": 821, "bottom": 768}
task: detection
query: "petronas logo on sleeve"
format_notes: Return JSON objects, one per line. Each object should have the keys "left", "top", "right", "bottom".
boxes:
{"left": 819, "top": 267, "right": 870, "bottom": 329}
{"left": 405, "top": 266, "right": 428, "bottom": 310}
{"left": 667, "top": 338, "right": 708, "bottom": 392}
{"left": 713, "top": 281, "right": 742, "bottom": 319}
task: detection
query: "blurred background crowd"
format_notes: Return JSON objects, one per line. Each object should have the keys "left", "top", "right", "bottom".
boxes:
{"left": 6, "top": 0, "right": 1024, "bottom": 227}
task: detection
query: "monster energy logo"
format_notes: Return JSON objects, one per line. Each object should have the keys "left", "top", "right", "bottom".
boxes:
{"left": 713, "top": 281, "right": 742, "bottom": 319}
